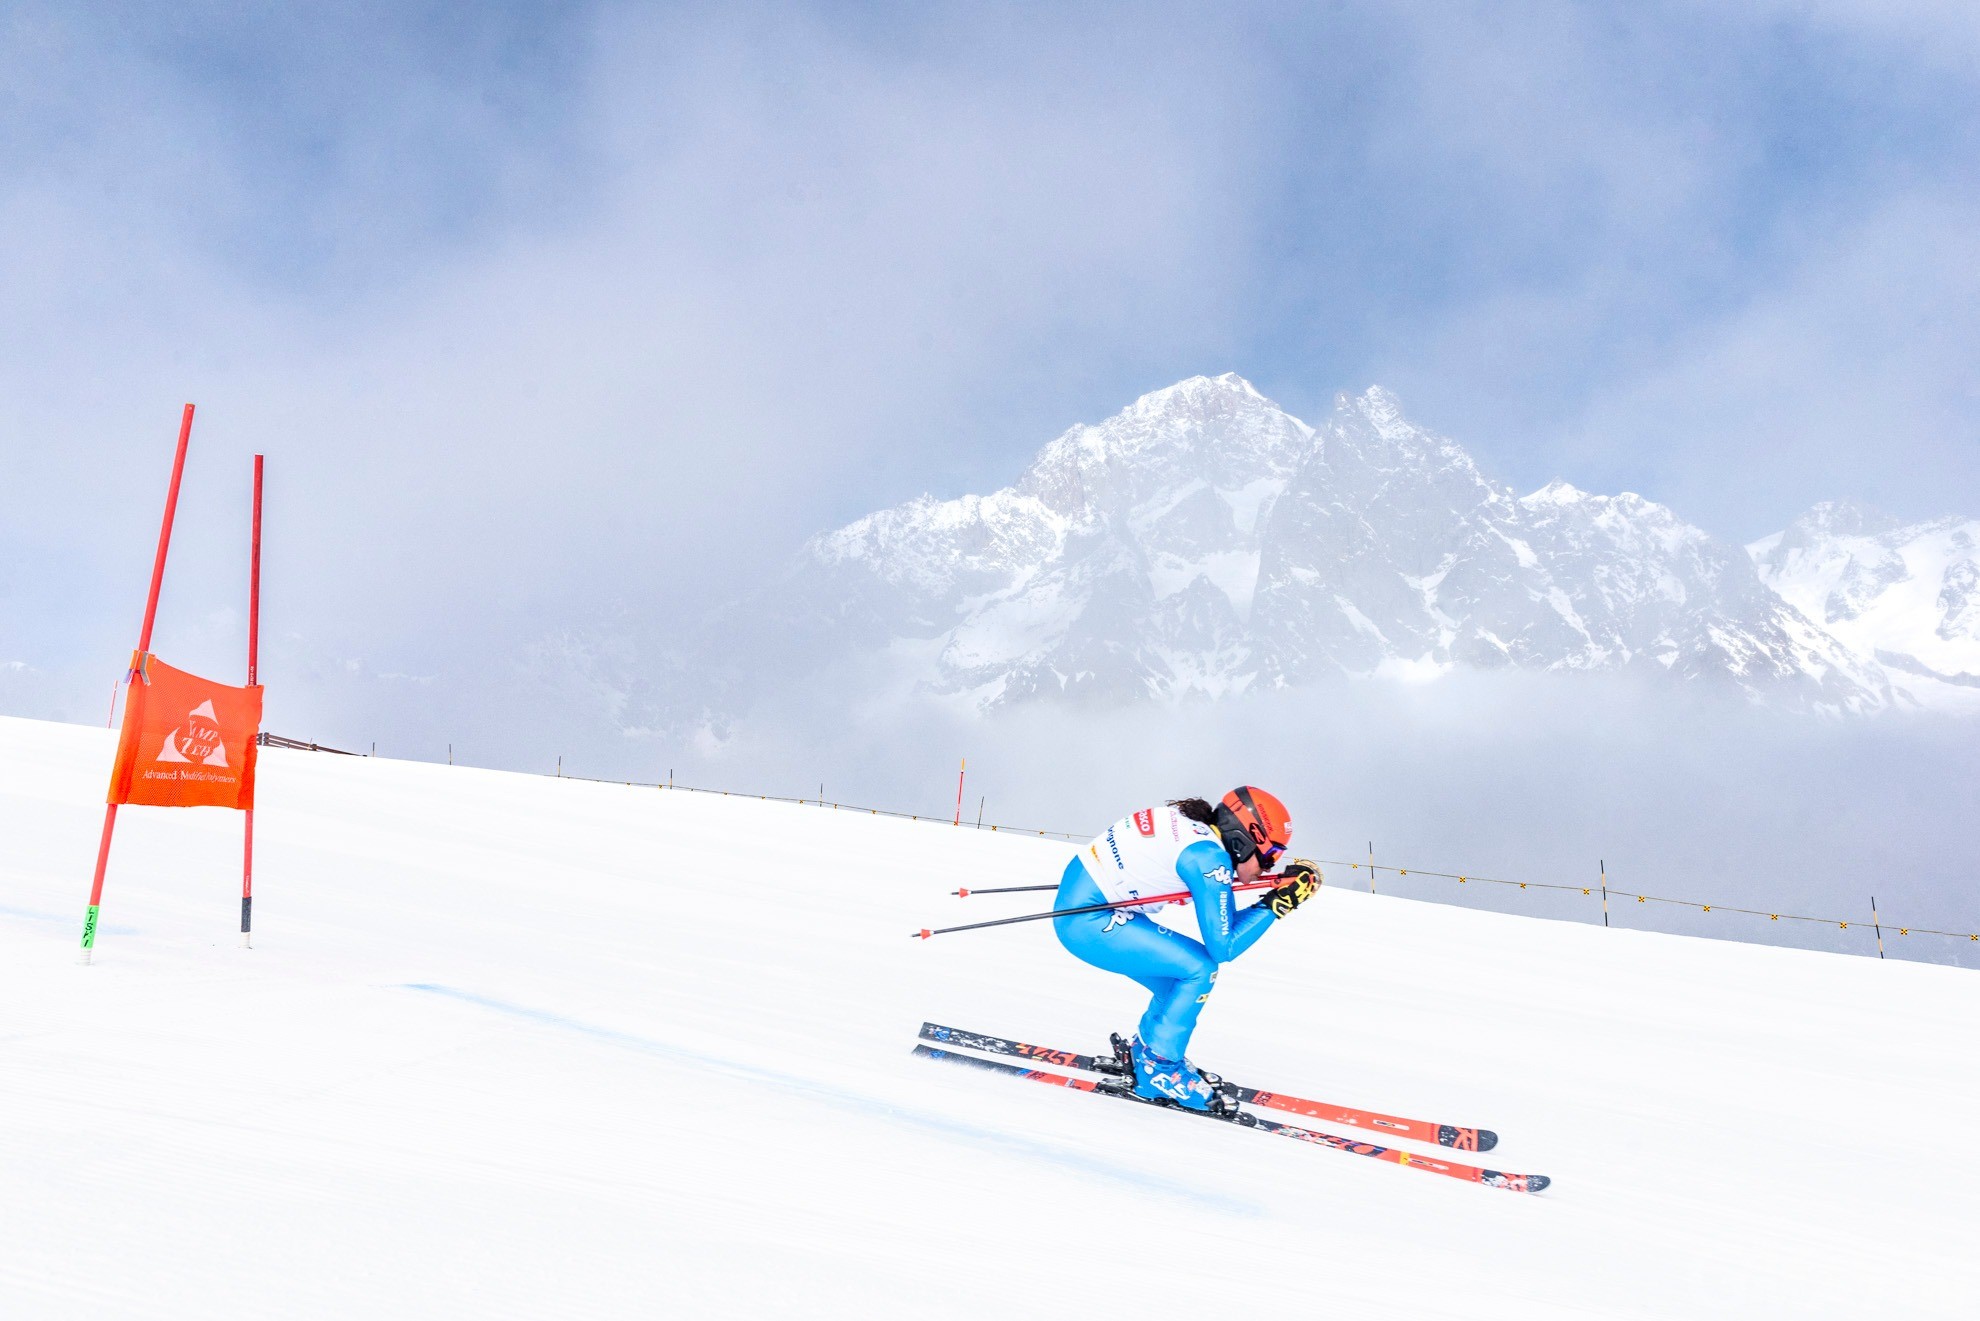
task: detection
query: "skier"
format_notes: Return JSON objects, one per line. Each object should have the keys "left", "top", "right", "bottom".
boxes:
{"left": 1053, "top": 788, "right": 1319, "bottom": 1112}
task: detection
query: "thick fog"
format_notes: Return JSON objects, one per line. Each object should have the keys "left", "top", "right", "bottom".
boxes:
{"left": 680, "top": 673, "right": 1980, "bottom": 969}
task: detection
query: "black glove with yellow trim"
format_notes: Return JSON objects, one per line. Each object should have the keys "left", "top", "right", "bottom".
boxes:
{"left": 1260, "top": 859, "right": 1321, "bottom": 918}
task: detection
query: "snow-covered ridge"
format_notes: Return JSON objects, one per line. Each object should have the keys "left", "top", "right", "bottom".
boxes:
{"left": 763, "top": 376, "right": 1892, "bottom": 712}
{"left": 1750, "top": 502, "right": 1980, "bottom": 710}
{"left": 647, "top": 375, "right": 1975, "bottom": 723}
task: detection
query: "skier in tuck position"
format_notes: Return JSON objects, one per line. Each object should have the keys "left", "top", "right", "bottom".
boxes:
{"left": 1053, "top": 788, "right": 1319, "bottom": 1112}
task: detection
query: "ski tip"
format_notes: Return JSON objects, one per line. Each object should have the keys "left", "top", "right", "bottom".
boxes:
{"left": 1525, "top": 1174, "right": 1550, "bottom": 1193}
{"left": 1476, "top": 1128, "right": 1499, "bottom": 1153}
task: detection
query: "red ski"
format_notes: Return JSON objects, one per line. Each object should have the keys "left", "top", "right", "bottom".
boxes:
{"left": 913, "top": 1044, "right": 1548, "bottom": 1193}
{"left": 918, "top": 1022, "right": 1496, "bottom": 1153}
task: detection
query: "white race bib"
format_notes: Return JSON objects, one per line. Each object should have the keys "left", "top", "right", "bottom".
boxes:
{"left": 1080, "top": 806, "right": 1219, "bottom": 913}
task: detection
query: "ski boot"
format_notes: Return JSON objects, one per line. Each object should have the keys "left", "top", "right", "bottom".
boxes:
{"left": 1116, "top": 1033, "right": 1229, "bottom": 1113}
{"left": 1181, "top": 1058, "right": 1241, "bottom": 1111}
{"left": 1108, "top": 1033, "right": 1238, "bottom": 1110}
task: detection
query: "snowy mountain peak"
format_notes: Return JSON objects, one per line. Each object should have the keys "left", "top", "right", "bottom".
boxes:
{"left": 1331, "top": 384, "right": 1419, "bottom": 442}
{"left": 1522, "top": 479, "right": 1589, "bottom": 507}
{"left": 1016, "top": 372, "right": 1315, "bottom": 516}
{"left": 1751, "top": 504, "right": 1980, "bottom": 707}
{"left": 696, "top": 376, "right": 1904, "bottom": 716}
{"left": 1113, "top": 372, "right": 1272, "bottom": 426}
{"left": 1787, "top": 500, "right": 1902, "bottom": 542}
{"left": 1355, "top": 381, "right": 1404, "bottom": 417}
{"left": 1171, "top": 370, "right": 1265, "bottom": 400}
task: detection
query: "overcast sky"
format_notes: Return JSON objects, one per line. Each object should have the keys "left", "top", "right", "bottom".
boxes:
{"left": 4, "top": 3, "right": 1978, "bottom": 781}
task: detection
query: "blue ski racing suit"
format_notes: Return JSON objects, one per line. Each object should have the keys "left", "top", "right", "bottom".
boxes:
{"left": 1053, "top": 805, "right": 1278, "bottom": 1103}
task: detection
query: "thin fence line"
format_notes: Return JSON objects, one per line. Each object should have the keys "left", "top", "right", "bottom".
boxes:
{"left": 278, "top": 743, "right": 1978, "bottom": 949}
{"left": 1318, "top": 860, "right": 1978, "bottom": 944}
{"left": 570, "top": 771, "right": 1977, "bottom": 946}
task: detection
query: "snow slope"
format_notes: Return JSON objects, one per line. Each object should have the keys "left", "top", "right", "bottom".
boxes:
{"left": 2, "top": 713, "right": 1975, "bottom": 1318}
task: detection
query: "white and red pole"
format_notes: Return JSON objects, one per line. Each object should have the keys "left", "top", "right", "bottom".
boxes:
{"left": 82, "top": 403, "right": 194, "bottom": 964}
{"left": 241, "top": 454, "right": 262, "bottom": 948}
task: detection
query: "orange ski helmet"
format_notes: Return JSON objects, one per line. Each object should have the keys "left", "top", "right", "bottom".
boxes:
{"left": 1220, "top": 786, "right": 1291, "bottom": 863}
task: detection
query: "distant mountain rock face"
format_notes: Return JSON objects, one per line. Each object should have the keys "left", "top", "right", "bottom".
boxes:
{"left": 1750, "top": 503, "right": 1980, "bottom": 708}
{"left": 734, "top": 375, "right": 1894, "bottom": 714}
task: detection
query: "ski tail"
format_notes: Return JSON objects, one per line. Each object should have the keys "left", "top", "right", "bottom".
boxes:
{"left": 919, "top": 1022, "right": 1100, "bottom": 1072}
{"left": 913, "top": 1042, "right": 1099, "bottom": 1091}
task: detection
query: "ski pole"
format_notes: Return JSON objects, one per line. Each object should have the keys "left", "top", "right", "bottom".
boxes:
{"left": 951, "top": 883, "right": 1058, "bottom": 897}
{"left": 914, "top": 878, "right": 1281, "bottom": 939}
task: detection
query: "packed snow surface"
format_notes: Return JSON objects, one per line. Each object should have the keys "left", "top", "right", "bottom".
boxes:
{"left": 2, "top": 714, "right": 1975, "bottom": 1318}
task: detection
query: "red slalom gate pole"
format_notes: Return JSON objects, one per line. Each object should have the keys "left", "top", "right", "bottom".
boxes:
{"left": 241, "top": 454, "right": 262, "bottom": 948}
{"left": 82, "top": 403, "right": 196, "bottom": 964}
{"left": 953, "top": 758, "right": 965, "bottom": 826}
{"left": 914, "top": 876, "right": 1281, "bottom": 940}
{"left": 134, "top": 404, "right": 196, "bottom": 662}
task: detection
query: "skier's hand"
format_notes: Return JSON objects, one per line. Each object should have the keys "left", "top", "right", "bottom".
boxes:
{"left": 1262, "top": 859, "right": 1320, "bottom": 917}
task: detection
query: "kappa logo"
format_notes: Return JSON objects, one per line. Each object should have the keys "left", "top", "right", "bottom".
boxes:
{"left": 156, "top": 699, "right": 230, "bottom": 768}
{"left": 1132, "top": 809, "right": 1155, "bottom": 837}
{"left": 1207, "top": 864, "right": 1234, "bottom": 886}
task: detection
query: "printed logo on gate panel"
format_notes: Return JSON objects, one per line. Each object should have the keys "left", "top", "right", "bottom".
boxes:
{"left": 156, "top": 699, "right": 230, "bottom": 767}
{"left": 1132, "top": 809, "right": 1156, "bottom": 837}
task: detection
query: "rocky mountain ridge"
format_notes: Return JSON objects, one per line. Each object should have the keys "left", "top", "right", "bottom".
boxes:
{"left": 778, "top": 375, "right": 1896, "bottom": 713}
{"left": 1750, "top": 502, "right": 1980, "bottom": 708}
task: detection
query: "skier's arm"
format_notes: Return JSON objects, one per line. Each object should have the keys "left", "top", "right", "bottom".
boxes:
{"left": 1174, "top": 839, "right": 1276, "bottom": 962}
